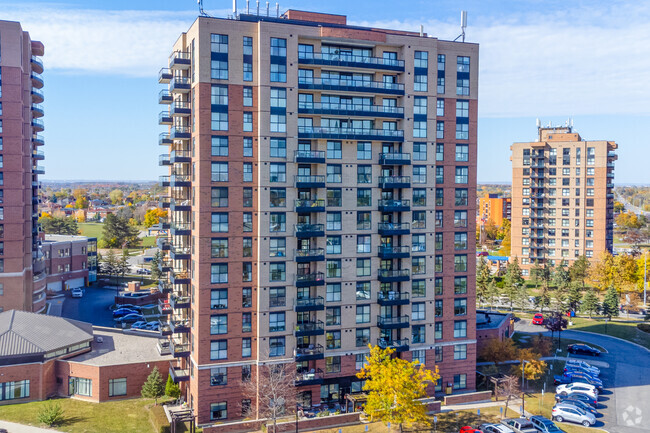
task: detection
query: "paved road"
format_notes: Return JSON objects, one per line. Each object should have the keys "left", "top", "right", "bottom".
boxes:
{"left": 516, "top": 321, "right": 650, "bottom": 433}
{"left": 61, "top": 286, "right": 117, "bottom": 327}
{"left": 0, "top": 420, "right": 63, "bottom": 432}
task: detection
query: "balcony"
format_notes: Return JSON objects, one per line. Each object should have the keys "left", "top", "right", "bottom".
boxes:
{"left": 159, "top": 175, "right": 170, "bottom": 187}
{"left": 295, "top": 175, "right": 325, "bottom": 188}
{"left": 607, "top": 151, "right": 617, "bottom": 158}
{"left": 31, "top": 103, "right": 44, "bottom": 118}
{"left": 170, "top": 150, "right": 191, "bottom": 164}
{"left": 31, "top": 72, "right": 44, "bottom": 89}
{"left": 159, "top": 281, "right": 172, "bottom": 294}
{"left": 33, "top": 165, "right": 45, "bottom": 175}
{"left": 170, "top": 174, "right": 191, "bottom": 187}
{"left": 159, "top": 132, "right": 172, "bottom": 145}
{"left": 295, "top": 199, "right": 325, "bottom": 213}
{"left": 156, "top": 217, "right": 171, "bottom": 230}
{"left": 157, "top": 237, "right": 171, "bottom": 250}
{"left": 171, "top": 199, "right": 191, "bottom": 211}
{"left": 377, "top": 315, "right": 409, "bottom": 329}
{"left": 298, "top": 126, "right": 404, "bottom": 142}
{"left": 378, "top": 291, "right": 410, "bottom": 306}
{"left": 607, "top": 162, "right": 615, "bottom": 168}
{"left": 378, "top": 176, "right": 410, "bottom": 189}
{"left": 294, "top": 150, "right": 326, "bottom": 163}
{"left": 160, "top": 321, "right": 173, "bottom": 336}
{"left": 170, "top": 295, "right": 191, "bottom": 310}
{"left": 169, "top": 51, "right": 191, "bottom": 69}
{"left": 171, "top": 223, "right": 191, "bottom": 236}
{"left": 295, "top": 272, "right": 325, "bottom": 288}
{"left": 170, "top": 320, "right": 191, "bottom": 334}
{"left": 158, "top": 68, "right": 173, "bottom": 84}
{"left": 298, "top": 52, "right": 405, "bottom": 71}
{"left": 295, "top": 320, "right": 325, "bottom": 337}
{"left": 298, "top": 102, "right": 404, "bottom": 119}
{"left": 158, "top": 258, "right": 172, "bottom": 272}
{"left": 158, "top": 299, "right": 173, "bottom": 315}
{"left": 378, "top": 222, "right": 410, "bottom": 235}
{"left": 170, "top": 100, "right": 191, "bottom": 117}
{"left": 31, "top": 88, "right": 44, "bottom": 103}
{"left": 294, "top": 248, "right": 325, "bottom": 263}
{"left": 377, "top": 338, "right": 410, "bottom": 352}
{"left": 170, "top": 270, "right": 190, "bottom": 285}
{"left": 378, "top": 269, "right": 410, "bottom": 282}
{"left": 170, "top": 245, "right": 191, "bottom": 260}
{"left": 170, "top": 339, "right": 191, "bottom": 357}
{"left": 33, "top": 135, "right": 44, "bottom": 146}
{"left": 298, "top": 77, "right": 405, "bottom": 95}
{"left": 169, "top": 365, "right": 190, "bottom": 382}
{"left": 379, "top": 153, "right": 411, "bottom": 165}
{"left": 378, "top": 245, "right": 410, "bottom": 259}
{"left": 170, "top": 126, "right": 191, "bottom": 140}
{"left": 294, "top": 296, "right": 325, "bottom": 312}
{"left": 377, "top": 199, "right": 410, "bottom": 212}
{"left": 159, "top": 89, "right": 173, "bottom": 104}
{"left": 32, "top": 150, "right": 45, "bottom": 160}
{"left": 31, "top": 56, "right": 44, "bottom": 73}
{"left": 159, "top": 154, "right": 171, "bottom": 166}
{"left": 31, "top": 119, "right": 44, "bottom": 132}
{"left": 170, "top": 77, "right": 190, "bottom": 93}
{"left": 294, "top": 224, "right": 325, "bottom": 239}
{"left": 607, "top": 172, "right": 614, "bottom": 178}
{"left": 159, "top": 111, "right": 173, "bottom": 125}
{"left": 295, "top": 369, "right": 324, "bottom": 386}
{"left": 295, "top": 344, "right": 324, "bottom": 361}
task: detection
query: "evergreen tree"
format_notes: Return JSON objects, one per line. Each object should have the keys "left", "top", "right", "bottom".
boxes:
{"left": 476, "top": 257, "right": 492, "bottom": 308}
{"left": 151, "top": 250, "right": 163, "bottom": 281}
{"left": 102, "top": 214, "right": 139, "bottom": 248}
{"left": 141, "top": 367, "right": 165, "bottom": 405}
{"left": 570, "top": 255, "right": 590, "bottom": 288}
{"left": 39, "top": 216, "right": 79, "bottom": 235}
{"left": 581, "top": 290, "right": 600, "bottom": 318}
{"left": 567, "top": 281, "right": 583, "bottom": 312}
{"left": 503, "top": 257, "right": 525, "bottom": 310}
{"left": 602, "top": 286, "right": 620, "bottom": 319}
{"left": 165, "top": 375, "right": 181, "bottom": 399}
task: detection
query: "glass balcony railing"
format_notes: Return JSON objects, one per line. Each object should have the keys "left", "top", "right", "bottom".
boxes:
{"left": 298, "top": 77, "right": 404, "bottom": 94}
{"left": 298, "top": 126, "right": 404, "bottom": 141}
{"left": 378, "top": 176, "right": 411, "bottom": 188}
{"left": 294, "top": 150, "right": 326, "bottom": 163}
{"left": 377, "top": 315, "right": 409, "bottom": 328}
{"left": 295, "top": 272, "right": 325, "bottom": 286}
{"left": 298, "top": 102, "right": 404, "bottom": 118}
{"left": 298, "top": 52, "right": 404, "bottom": 70}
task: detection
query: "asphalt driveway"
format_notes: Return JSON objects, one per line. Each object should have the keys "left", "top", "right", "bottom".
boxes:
{"left": 61, "top": 286, "right": 118, "bottom": 327}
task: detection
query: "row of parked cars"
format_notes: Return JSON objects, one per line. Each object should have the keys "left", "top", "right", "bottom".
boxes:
{"left": 112, "top": 304, "right": 159, "bottom": 331}
{"left": 552, "top": 358, "right": 604, "bottom": 427}
{"left": 461, "top": 415, "right": 563, "bottom": 433}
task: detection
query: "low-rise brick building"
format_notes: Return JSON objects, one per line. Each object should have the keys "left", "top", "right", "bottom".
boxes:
{"left": 42, "top": 235, "right": 97, "bottom": 292}
{"left": 475, "top": 310, "right": 514, "bottom": 352}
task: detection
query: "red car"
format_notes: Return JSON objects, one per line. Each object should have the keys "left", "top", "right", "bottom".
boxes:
{"left": 532, "top": 313, "right": 544, "bottom": 325}
{"left": 460, "top": 427, "right": 483, "bottom": 433}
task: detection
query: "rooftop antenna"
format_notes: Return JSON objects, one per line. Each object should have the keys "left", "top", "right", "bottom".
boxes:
{"left": 454, "top": 11, "right": 467, "bottom": 42}
{"left": 246, "top": 0, "right": 250, "bottom": 14}
{"left": 536, "top": 118, "right": 541, "bottom": 128}
{"left": 420, "top": 25, "right": 424, "bottom": 37}
{"left": 266, "top": 1, "right": 270, "bottom": 17}
{"left": 197, "top": 0, "right": 209, "bottom": 17}
{"left": 256, "top": 0, "right": 260, "bottom": 15}
{"left": 276, "top": 2, "right": 279, "bottom": 17}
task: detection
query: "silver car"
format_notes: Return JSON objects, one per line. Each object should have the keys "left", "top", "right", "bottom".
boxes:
{"left": 552, "top": 404, "right": 596, "bottom": 426}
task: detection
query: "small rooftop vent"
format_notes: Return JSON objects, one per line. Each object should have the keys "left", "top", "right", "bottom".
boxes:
{"left": 96, "top": 336, "right": 103, "bottom": 343}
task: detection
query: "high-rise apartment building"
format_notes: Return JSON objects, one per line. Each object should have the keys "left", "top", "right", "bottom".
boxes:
{"left": 478, "top": 194, "right": 511, "bottom": 227}
{"left": 157, "top": 9, "right": 478, "bottom": 425}
{"left": 511, "top": 126, "right": 616, "bottom": 276}
{"left": 0, "top": 21, "right": 46, "bottom": 313}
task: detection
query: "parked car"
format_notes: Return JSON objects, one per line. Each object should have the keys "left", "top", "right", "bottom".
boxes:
{"left": 532, "top": 313, "right": 545, "bottom": 325}
{"left": 130, "top": 321, "right": 148, "bottom": 329}
{"left": 556, "top": 383, "right": 598, "bottom": 398}
{"left": 113, "top": 308, "right": 141, "bottom": 318}
{"left": 529, "top": 415, "right": 564, "bottom": 432}
{"left": 70, "top": 287, "right": 84, "bottom": 298}
{"left": 555, "top": 392, "right": 598, "bottom": 408}
{"left": 459, "top": 427, "right": 483, "bottom": 433}
{"left": 479, "top": 424, "right": 514, "bottom": 433}
{"left": 145, "top": 321, "right": 160, "bottom": 331}
{"left": 553, "top": 373, "right": 603, "bottom": 391}
{"left": 565, "top": 359, "right": 600, "bottom": 375}
{"left": 115, "top": 304, "right": 143, "bottom": 312}
{"left": 136, "top": 268, "right": 151, "bottom": 275}
{"left": 115, "top": 313, "right": 145, "bottom": 323}
{"left": 567, "top": 344, "right": 601, "bottom": 356}
{"left": 552, "top": 404, "right": 596, "bottom": 427}
{"left": 556, "top": 399, "right": 598, "bottom": 416}
{"left": 501, "top": 418, "right": 537, "bottom": 433}
{"left": 564, "top": 364, "right": 600, "bottom": 378}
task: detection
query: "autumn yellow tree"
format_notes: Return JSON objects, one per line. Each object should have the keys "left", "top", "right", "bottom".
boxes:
{"left": 511, "top": 348, "right": 547, "bottom": 383}
{"left": 357, "top": 345, "right": 439, "bottom": 431}
{"left": 479, "top": 337, "right": 517, "bottom": 365}
{"left": 589, "top": 251, "right": 616, "bottom": 291}
{"left": 143, "top": 208, "right": 168, "bottom": 228}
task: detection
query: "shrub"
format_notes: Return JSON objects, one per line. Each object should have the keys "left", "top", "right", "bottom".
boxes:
{"left": 165, "top": 375, "right": 181, "bottom": 399}
{"left": 37, "top": 402, "right": 65, "bottom": 427}
{"left": 638, "top": 323, "right": 650, "bottom": 334}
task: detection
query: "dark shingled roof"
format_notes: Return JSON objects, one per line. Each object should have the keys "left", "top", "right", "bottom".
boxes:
{"left": 0, "top": 310, "right": 93, "bottom": 358}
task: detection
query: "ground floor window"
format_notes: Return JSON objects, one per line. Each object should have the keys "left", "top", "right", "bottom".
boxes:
{"left": 69, "top": 377, "right": 92, "bottom": 397}
{"left": 108, "top": 378, "right": 127, "bottom": 397}
{"left": 453, "top": 374, "right": 467, "bottom": 390}
{"left": 210, "top": 402, "right": 227, "bottom": 420}
{"left": 0, "top": 380, "right": 30, "bottom": 401}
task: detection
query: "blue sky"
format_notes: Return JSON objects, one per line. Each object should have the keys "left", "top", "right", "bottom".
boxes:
{"left": 2, "top": 0, "right": 649, "bottom": 183}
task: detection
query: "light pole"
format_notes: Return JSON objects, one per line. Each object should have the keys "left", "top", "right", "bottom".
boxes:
{"left": 521, "top": 359, "right": 529, "bottom": 415}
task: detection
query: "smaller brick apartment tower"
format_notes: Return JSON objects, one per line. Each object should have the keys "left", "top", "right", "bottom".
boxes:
{"left": 511, "top": 125, "right": 617, "bottom": 277}
{"left": 0, "top": 21, "right": 46, "bottom": 312}
{"left": 157, "top": 8, "right": 478, "bottom": 427}
{"left": 478, "top": 194, "right": 511, "bottom": 227}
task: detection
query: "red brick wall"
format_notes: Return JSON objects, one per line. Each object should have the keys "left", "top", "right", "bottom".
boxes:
{"left": 443, "top": 390, "right": 492, "bottom": 405}
{"left": 202, "top": 412, "right": 360, "bottom": 433}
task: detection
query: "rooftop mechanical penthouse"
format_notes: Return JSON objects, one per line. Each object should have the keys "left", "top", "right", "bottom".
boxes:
{"left": 156, "top": 9, "right": 478, "bottom": 427}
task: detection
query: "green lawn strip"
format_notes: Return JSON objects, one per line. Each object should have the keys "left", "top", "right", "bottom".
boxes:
{"left": 77, "top": 223, "right": 104, "bottom": 240}
{"left": 569, "top": 320, "right": 650, "bottom": 350}
{"left": 0, "top": 397, "right": 169, "bottom": 433}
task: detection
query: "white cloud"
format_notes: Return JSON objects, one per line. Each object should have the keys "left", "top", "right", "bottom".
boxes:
{"left": 351, "top": 2, "right": 650, "bottom": 117}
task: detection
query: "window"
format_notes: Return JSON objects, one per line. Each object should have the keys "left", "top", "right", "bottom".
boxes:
{"left": 434, "top": 278, "right": 443, "bottom": 295}
{"left": 269, "top": 312, "right": 285, "bottom": 332}
{"left": 414, "top": 73, "right": 427, "bottom": 92}
{"left": 456, "top": 78, "right": 469, "bottom": 96}
{"left": 412, "top": 302, "right": 425, "bottom": 321}
{"left": 326, "top": 356, "right": 341, "bottom": 373}
{"left": 413, "top": 120, "right": 427, "bottom": 138}
{"left": 456, "top": 100, "right": 469, "bottom": 117}
{"left": 243, "top": 86, "right": 253, "bottom": 106}
{"left": 327, "top": 259, "right": 341, "bottom": 278}
{"left": 211, "top": 84, "right": 228, "bottom": 105}
{"left": 454, "top": 320, "right": 467, "bottom": 338}
{"left": 211, "top": 213, "right": 228, "bottom": 232}
{"left": 269, "top": 163, "right": 286, "bottom": 182}
{"left": 357, "top": 165, "right": 372, "bottom": 183}
{"left": 436, "top": 121, "right": 444, "bottom": 138}
{"left": 211, "top": 239, "right": 228, "bottom": 258}
{"left": 356, "top": 305, "right": 370, "bottom": 323}
{"left": 454, "top": 233, "right": 468, "bottom": 250}
{"left": 457, "top": 56, "right": 470, "bottom": 72}
{"left": 414, "top": 50, "right": 428, "bottom": 68}
{"left": 453, "top": 374, "right": 467, "bottom": 390}
{"left": 454, "top": 277, "right": 467, "bottom": 294}
{"left": 243, "top": 37, "right": 253, "bottom": 81}
{"left": 326, "top": 212, "right": 341, "bottom": 230}
{"left": 413, "top": 211, "right": 426, "bottom": 229}
{"left": 357, "top": 142, "right": 372, "bottom": 160}
{"left": 269, "top": 212, "right": 286, "bottom": 232}
{"left": 211, "top": 111, "right": 228, "bottom": 131}
{"left": 211, "top": 187, "right": 228, "bottom": 207}
{"left": 436, "top": 99, "right": 445, "bottom": 116}
{"left": 270, "top": 188, "right": 286, "bottom": 207}
{"left": 210, "top": 367, "right": 227, "bottom": 386}
{"left": 412, "top": 279, "right": 426, "bottom": 298}
{"left": 243, "top": 162, "right": 253, "bottom": 182}
{"left": 356, "top": 328, "right": 370, "bottom": 347}
{"left": 269, "top": 238, "right": 286, "bottom": 257}
{"left": 327, "top": 307, "right": 341, "bottom": 325}
{"left": 435, "top": 322, "right": 443, "bottom": 338}
{"left": 455, "top": 189, "right": 468, "bottom": 206}
{"left": 326, "top": 331, "right": 341, "bottom": 349}
{"left": 243, "top": 112, "right": 253, "bottom": 132}
{"left": 413, "top": 189, "right": 426, "bottom": 206}
{"left": 270, "top": 37, "right": 286, "bottom": 56}
{"left": 412, "top": 256, "right": 426, "bottom": 274}
{"left": 68, "top": 378, "right": 91, "bottom": 397}
{"left": 211, "top": 289, "right": 227, "bottom": 309}
{"left": 413, "top": 165, "right": 426, "bottom": 183}
{"left": 327, "top": 164, "right": 342, "bottom": 183}
{"left": 211, "top": 315, "right": 228, "bottom": 334}
{"left": 210, "top": 402, "right": 227, "bottom": 420}
{"left": 357, "top": 258, "right": 371, "bottom": 277}
{"left": 455, "top": 166, "right": 468, "bottom": 183}
{"left": 435, "top": 188, "right": 444, "bottom": 206}
{"left": 412, "top": 325, "right": 425, "bottom": 344}
{"left": 211, "top": 264, "right": 228, "bottom": 284}
{"left": 108, "top": 378, "right": 126, "bottom": 397}
{"left": 327, "top": 188, "right": 341, "bottom": 207}
{"left": 270, "top": 138, "right": 286, "bottom": 158}
{"left": 269, "top": 262, "right": 286, "bottom": 281}
{"left": 211, "top": 58, "right": 228, "bottom": 80}
{"left": 356, "top": 281, "right": 371, "bottom": 300}
{"left": 327, "top": 141, "right": 342, "bottom": 159}
{"left": 413, "top": 142, "right": 427, "bottom": 160}
{"left": 269, "top": 337, "right": 285, "bottom": 356}
{"left": 357, "top": 235, "right": 371, "bottom": 253}
{"left": 242, "top": 288, "right": 252, "bottom": 308}
{"left": 270, "top": 63, "right": 286, "bottom": 83}
{"left": 454, "top": 344, "right": 467, "bottom": 360}
{"left": 454, "top": 211, "right": 468, "bottom": 227}
{"left": 326, "top": 283, "right": 341, "bottom": 302}
{"left": 356, "top": 354, "right": 367, "bottom": 370}
{"left": 269, "top": 287, "right": 285, "bottom": 307}
{"left": 243, "top": 137, "right": 253, "bottom": 157}
{"left": 414, "top": 96, "right": 427, "bottom": 115}
{"left": 357, "top": 188, "right": 371, "bottom": 206}
{"left": 357, "top": 211, "right": 371, "bottom": 230}
{"left": 454, "top": 255, "right": 467, "bottom": 272}
{"left": 242, "top": 262, "right": 252, "bottom": 281}
{"left": 211, "top": 162, "right": 228, "bottom": 182}
{"left": 327, "top": 236, "right": 341, "bottom": 254}
{"left": 211, "top": 135, "right": 229, "bottom": 156}
{"left": 455, "top": 144, "right": 469, "bottom": 162}
{"left": 456, "top": 123, "right": 469, "bottom": 140}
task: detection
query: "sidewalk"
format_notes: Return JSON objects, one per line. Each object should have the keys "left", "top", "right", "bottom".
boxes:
{"left": 442, "top": 398, "right": 533, "bottom": 417}
{"left": 0, "top": 420, "right": 64, "bottom": 433}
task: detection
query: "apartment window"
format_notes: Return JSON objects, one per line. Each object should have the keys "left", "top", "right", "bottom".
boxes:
{"left": 269, "top": 312, "right": 285, "bottom": 332}
{"left": 211, "top": 84, "right": 228, "bottom": 105}
{"left": 456, "top": 78, "right": 470, "bottom": 96}
{"left": 327, "top": 307, "right": 341, "bottom": 326}
{"left": 413, "top": 211, "right": 426, "bottom": 229}
{"left": 326, "top": 283, "right": 341, "bottom": 302}
{"left": 456, "top": 144, "right": 469, "bottom": 162}
{"left": 326, "top": 356, "right": 341, "bottom": 373}
{"left": 435, "top": 188, "right": 444, "bottom": 206}
{"left": 269, "top": 163, "right": 286, "bottom": 183}
{"left": 357, "top": 142, "right": 372, "bottom": 160}
{"left": 326, "top": 331, "right": 341, "bottom": 349}
{"left": 242, "top": 162, "right": 253, "bottom": 182}
{"left": 211, "top": 289, "right": 227, "bottom": 309}
{"left": 211, "top": 239, "right": 228, "bottom": 258}
{"left": 269, "top": 213, "right": 285, "bottom": 232}
{"left": 357, "top": 188, "right": 371, "bottom": 206}
{"left": 211, "top": 187, "right": 228, "bottom": 207}
{"left": 413, "top": 120, "right": 427, "bottom": 138}
{"left": 326, "top": 188, "right": 341, "bottom": 207}
{"left": 211, "top": 264, "right": 228, "bottom": 284}
{"left": 414, "top": 50, "right": 428, "bottom": 67}
{"left": 210, "top": 340, "right": 227, "bottom": 360}
{"left": 270, "top": 138, "right": 286, "bottom": 158}
{"left": 414, "top": 96, "right": 427, "bottom": 115}
{"left": 269, "top": 337, "right": 285, "bottom": 357}
{"left": 412, "top": 256, "right": 426, "bottom": 274}
{"left": 357, "top": 211, "right": 371, "bottom": 230}
{"left": 456, "top": 100, "right": 469, "bottom": 117}
{"left": 455, "top": 166, "right": 468, "bottom": 183}
{"left": 436, "top": 121, "right": 444, "bottom": 138}
{"left": 327, "top": 164, "right": 342, "bottom": 183}
{"left": 327, "top": 259, "right": 341, "bottom": 278}
{"left": 412, "top": 302, "right": 425, "bottom": 321}
{"left": 437, "top": 76, "right": 445, "bottom": 94}
{"left": 326, "top": 212, "right": 341, "bottom": 230}
{"left": 454, "top": 320, "right": 467, "bottom": 338}
{"left": 210, "top": 315, "right": 228, "bottom": 334}
{"left": 269, "top": 238, "right": 286, "bottom": 257}
{"left": 454, "top": 276, "right": 468, "bottom": 294}
{"left": 211, "top": 112, "right": 228, "bottom": 131}
{"left": 270, "top": 39, "right": 287, "bottom": 82}
{"left": 108, "top": 378, "right": 127, "bottom": 397}
{"left": 356, "top": 329, "right": 370, "bottom": 347}
{"left": 356, "top": 305, "right": 370, "bottom": 324}
{"left": 243, "top": 137, "right": 253, "bottom": 157}
{"left": 356, "top": 281, "right": 371, "bottom": 300}
{"left": 357, "top": 165, "right": 372, "bottom": 184}
{"left": 436, "top": 99, "right": 445, "bottom": 116}
{"left": 413, "top": 189, "right": 426, "bottom": 206}
{"left": 435, "top": 322, "right": 443, "bottom": 339}
{"left": 68, "top": 378, "right": 91, "bottom": 397}
{"left": 242, "top": 188, "right": 253, "bottom": 208}
{"left": 453, "top": 374, "right": 467, "bottom": 390}
{"left": 269, "top": 287, "right": 286, "bottom": 307}
{"left": 327, "top": 141, "right": 342, "bottom": 159}
{"left": 270, "top": 188, "right": 286, "bottom": 207}
{"left": 357, "top": 258, "right": 371, "bottom": 277}
{"left": 454, "top": 210, "right": 468, "bottom": 228}
{"left": 326, "top": 236, "right": 341, "bottom": 254}
{"left": 455, "top": 188, "right": 468, "bottom": 206}
{"left": 413, "top": 142, "right": 427, "bottom": 160}
{"left": 357, "top": 235, "right": 371, "bottom": 254}
{"left": 414, "top": 73, "right": 428, "bottom": 92}
{"left": 242, "top": 288, "right": 252, "bottom": 308}
{"left": 269, "top": 262, "right": 286, "bottom": 281}
{"left": 211, "top": 162, "right": 228, "bottom": 182}
{"left": 412, "top": 325, "right": 425, "bottom": 344}
{"left": 243, "top": 112, "right": 253, "bottom": 132}
{"left": 412, "top": 279, "right": 426, "bottom": 298}
{"left": 243, "top": 36, "right": 253, "bottom": 80}
{"left": 211, "top": 213, "right": 228, "bottom": 232}
{"left": 413, "top": 165, "right": 426, "bottom": 183}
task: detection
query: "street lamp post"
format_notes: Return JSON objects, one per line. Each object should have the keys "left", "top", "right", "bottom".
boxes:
{"left": 521, "top": 359, "right": 529, "bottom": 415}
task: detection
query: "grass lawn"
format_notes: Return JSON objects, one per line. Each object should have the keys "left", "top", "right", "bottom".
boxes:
{"left": 0, "top": 397, "right": 170, "bottom": 433}
{"left": 570, "top": 319, "right": 650, "bottom": 350}
{"left": 77, "top": 222, "right": 104, "bottom": 240}
{"left": 140, "top": 236, "right": 156, "bottom": 248}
